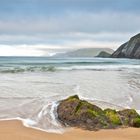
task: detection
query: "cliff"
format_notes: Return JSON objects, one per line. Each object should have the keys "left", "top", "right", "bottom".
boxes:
{"left": 111, "top": 33, "right": 140, "bottom": 59}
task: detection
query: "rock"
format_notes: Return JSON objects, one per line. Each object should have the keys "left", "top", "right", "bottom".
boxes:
{"left": 111, "top": 33, "right": 140, "bottom": 59}
{"left": 57, "top": 95, "right": 140, "bottom": 131}
{"left": 96, "top": 51, "right": 111, "bottom": 58}
{"left": 133, "top": 118, "right": 140, "bottom": 127}
{"left": 57, "top": 95, "right": 111, "bottom": 130}
{"left": 118, "top": 109, "right": 140, "bottom": 127}
{"left": 104, "top": 109, "right": 122, "bottom": 125}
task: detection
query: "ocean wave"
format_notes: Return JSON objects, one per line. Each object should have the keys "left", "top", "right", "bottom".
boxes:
{"left": 0, "top": 57, "right": 140, "bottom": 73}
{"left": 3, "top": 61, "right": 120, "bottom": 65}
{"left": 0, "top": 64, "right": 140, "bottom": 73}
{"left": 0, "top": 66, "right": 56, "bottom": 73}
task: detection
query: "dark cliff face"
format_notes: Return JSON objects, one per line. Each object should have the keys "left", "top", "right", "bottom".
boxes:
{"left": 111, "top": 33, "right": 140, "bottom": 59}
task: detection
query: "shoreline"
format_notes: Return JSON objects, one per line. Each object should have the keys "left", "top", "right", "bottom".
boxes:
{"left": 0, "top": 120, "right": 140, "bottom": 140}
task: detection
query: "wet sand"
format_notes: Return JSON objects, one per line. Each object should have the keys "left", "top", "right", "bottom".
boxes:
{"left": 0, "top": 120, "right": 140, "bottom": 140}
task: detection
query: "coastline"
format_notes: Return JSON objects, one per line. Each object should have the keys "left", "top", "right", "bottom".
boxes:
{"left": 0, "top": 120, "right": 140, "bottom": 140}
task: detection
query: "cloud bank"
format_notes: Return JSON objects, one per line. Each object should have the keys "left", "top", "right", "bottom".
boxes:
{"left": 0, "top": 0, "right": 139, "bottom": 55}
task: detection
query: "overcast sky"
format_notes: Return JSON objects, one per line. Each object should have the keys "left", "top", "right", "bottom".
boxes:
{"left": 0, "top": 0, "right": 140, "bottom": 56}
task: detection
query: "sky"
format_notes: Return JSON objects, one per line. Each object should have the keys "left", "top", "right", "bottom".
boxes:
{"left": 0, "top": 0, "right": 140, "bottom": 56}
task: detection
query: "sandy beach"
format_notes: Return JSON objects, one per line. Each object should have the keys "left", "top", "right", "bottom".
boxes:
{"left": 0, "top": 120, "right": 139, "bottom": 140}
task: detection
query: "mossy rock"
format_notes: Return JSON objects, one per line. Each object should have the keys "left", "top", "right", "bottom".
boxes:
{"left": 87, "top": 109, "right": 99, "bottom": 117}
{"left": 75, "top": 100, "right": 103, "bottom": 115}
{"left": 118, "top": 109, "right": 140, "bottom": 126}
{"left": 132, "top": 118, "right": 140, "bottom": 127}
{"left": 66, "top": 95, "right": 79, "bottom": 100}
{"left": 57, "top": 95, "right": 110, "bottom": 130}
{"left": 118, "top": 109, "right": 139, "bottom": 118}
{"left": 104, "top": 109, "right": 122, "bottom": 125}
{"left": 57, "top": 95, "right": 140, "bottom": 130}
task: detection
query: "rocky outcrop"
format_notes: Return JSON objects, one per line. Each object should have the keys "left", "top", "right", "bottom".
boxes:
{"left": 111, "top": 33, "right": 140, "bottom": 59}
{"left": 96, "top": 51, "right": 111, "bottom": 58}
{"left": 57, "top": 95, "right": 140, "bottom": 131}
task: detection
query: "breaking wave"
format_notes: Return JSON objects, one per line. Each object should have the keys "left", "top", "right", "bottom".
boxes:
{"left": 0, "top": 57, "right": 139, "bottom": 73}
{"left": 0, "top": 66, "right": 56, "bottom": 73}
{"left": 0, "top": 65, "right": 140, "bottom": 73}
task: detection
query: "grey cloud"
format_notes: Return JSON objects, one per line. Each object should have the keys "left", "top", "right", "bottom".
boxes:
{"left": 0, "top": 12, "right": 139, "bottom": 46}
{"left": 0, "top": 32, "right": 135, "bottom": 48}
{"left": 0, "top": 12, "right": 140, "bottom": 34}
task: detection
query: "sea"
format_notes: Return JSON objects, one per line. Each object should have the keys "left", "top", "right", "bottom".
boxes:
{"left": 0, "top": 56, "right": 140, "bottom": 133}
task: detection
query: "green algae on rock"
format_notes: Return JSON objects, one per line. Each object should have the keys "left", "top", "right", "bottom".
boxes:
{"left": 57, "top": 95, "right": 140, "bottom": 131}
{"left": 104, "top": 109, "right": 122, "bottom": 125}
{"left": 118, "top": 109, "right": 140, "bottom": 127}
{"left": 133, "top": 118, "right": 140, "bottom": 127}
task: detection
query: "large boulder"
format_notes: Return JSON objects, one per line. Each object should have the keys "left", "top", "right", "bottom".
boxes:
{"left": 57, "top": 95, "right": 140, "bottom": 130}
{"left": 111, "top": 33, "right": 140, "bottom": 59}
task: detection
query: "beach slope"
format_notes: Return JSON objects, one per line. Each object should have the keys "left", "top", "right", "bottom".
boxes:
{"left": 0, "top": 120, "right": 140, "bottom": 140}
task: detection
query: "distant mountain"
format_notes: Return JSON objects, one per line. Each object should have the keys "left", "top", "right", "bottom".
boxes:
{"left": 111, "top": 33, "right": 140, "bottom": 59}
{"left": 96, "top": 51, "right": 111, "bottom": 58}
{"left": 54, "top": 48, "right": 114, "bottom": 57}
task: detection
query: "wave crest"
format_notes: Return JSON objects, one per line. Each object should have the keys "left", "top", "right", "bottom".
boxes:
{"left": 0, "top": 66, "right": 56, "bottom": 73}
{"left": 0, "top": 64, "right": 140, "bottom": 73}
